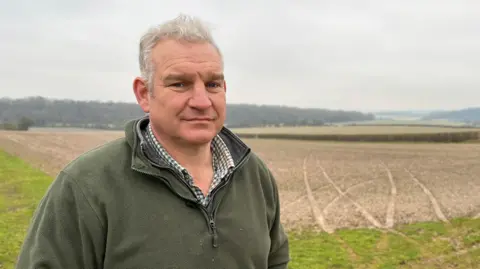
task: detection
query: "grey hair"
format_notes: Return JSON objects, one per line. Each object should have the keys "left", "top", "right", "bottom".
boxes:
{"left": 138, "top": 14, "right": 223, "bottom": 92}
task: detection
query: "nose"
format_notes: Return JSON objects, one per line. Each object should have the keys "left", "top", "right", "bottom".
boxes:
{"left": 188, "top": 80, "right": 212, "bottom": 109}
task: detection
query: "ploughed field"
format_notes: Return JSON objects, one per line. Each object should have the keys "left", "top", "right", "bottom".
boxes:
{"left": 249, "top": 139, "right": 480, "bottom": 232}
{"left": 0, "top": 129, "right": 479, "bottom": 232}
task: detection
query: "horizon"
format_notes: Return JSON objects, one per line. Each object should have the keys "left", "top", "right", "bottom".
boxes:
{"left": 2, "top": 95, "right": 479, "bottom": 114}
{"left": 1, "top": 0, "right": 479, "bottom": 111}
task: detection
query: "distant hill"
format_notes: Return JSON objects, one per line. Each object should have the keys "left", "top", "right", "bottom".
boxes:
{"left": 421, "top": 107, "right": 480, "bottom": 123}
{"left": 0, "top": 96, "right": 375, "bottom": 130}
{"left": 373, "top": 110, "right": 434, "bottom": 117}
{"left": 372, "top": 110, "right": 434, "bottom": 120}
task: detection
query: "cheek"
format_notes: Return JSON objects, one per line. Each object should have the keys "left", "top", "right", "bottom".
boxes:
{"left": 211, "top": 94, "right": 226, "bottom": 108}
{"left": 156, "top": 94, "right": 189, "bottom": 113}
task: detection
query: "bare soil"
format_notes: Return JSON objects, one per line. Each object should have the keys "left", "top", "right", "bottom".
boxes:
{"left": 245, "top": 138, "right": 480, "bottom": 232}
{"left": 1, "top": 130, "right": 479, "bottom": 232}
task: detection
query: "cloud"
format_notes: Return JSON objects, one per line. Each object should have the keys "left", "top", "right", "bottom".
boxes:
{"left": 1, "top": 0, "right": 479, "bottom": 111}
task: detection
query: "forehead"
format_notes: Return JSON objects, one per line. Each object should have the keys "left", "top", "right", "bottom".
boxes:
{"left": 151, "top": 39, "right": 223, "bottom": 76}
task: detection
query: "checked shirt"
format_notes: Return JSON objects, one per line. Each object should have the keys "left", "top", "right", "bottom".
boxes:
{"left": 142, "top": 123, "right": 235, "bottom": 207}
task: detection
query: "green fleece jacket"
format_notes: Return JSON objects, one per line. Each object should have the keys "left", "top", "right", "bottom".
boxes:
{"left": 15, "top": 116, "right": 290, "bottom": 269}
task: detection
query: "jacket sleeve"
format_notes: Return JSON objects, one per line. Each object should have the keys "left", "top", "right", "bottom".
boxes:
{"left": 15, "top": 171, "right": 105, "bottom": 269}
{"left": 266, "top": 168, "right": 290, "bottom": 269}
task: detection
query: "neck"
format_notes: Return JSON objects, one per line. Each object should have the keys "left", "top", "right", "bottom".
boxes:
{"left": 151, "top": 128, "right": 212, "bottom": 169}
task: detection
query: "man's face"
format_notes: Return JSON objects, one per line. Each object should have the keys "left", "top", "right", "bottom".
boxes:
{"left": 135, "top": 39, "right": 226, "bottom": 146}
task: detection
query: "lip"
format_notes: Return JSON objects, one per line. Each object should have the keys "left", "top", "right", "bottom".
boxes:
{"left": 184, "top": 118, "right": 213, "bottom": 121}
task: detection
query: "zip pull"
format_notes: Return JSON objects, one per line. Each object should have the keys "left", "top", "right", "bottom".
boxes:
{"left": 209, "top": 219, "right": 218, "bottom": 248}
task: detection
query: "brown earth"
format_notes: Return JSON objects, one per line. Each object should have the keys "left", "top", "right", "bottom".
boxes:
{"left": 251, "top": 139, "right": 480, "bottom": 232}
{"left": 1, "top": 130, "right": 479, "bottom": 232}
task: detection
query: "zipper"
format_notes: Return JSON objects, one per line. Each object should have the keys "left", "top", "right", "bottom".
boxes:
{"left": 134, "top": 144, "right": 252, "bottom": 248}
{"left": 133, "top": 163, "right": 223, "bottom": 247}
{"left": 203, "top": 173, "right": 233, "bottom": 248}
{"left": 133, "top": 156, "right": 221, "bottom": 245}
{"left": 199, "top": 152, "right": 251, "bottom": 247}
{"left": 209, "top": 216, "right": 218, "bottom": 247}
{"left": 207, "top": 150, "right": 251, "bottom": 208}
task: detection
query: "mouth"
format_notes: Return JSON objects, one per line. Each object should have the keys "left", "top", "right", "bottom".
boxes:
{"left": 184, "top": 118, "right": 214, "bottom": 122}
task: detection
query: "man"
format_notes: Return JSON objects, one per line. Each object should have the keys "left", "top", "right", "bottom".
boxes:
{"left": 15, "top": 14, "right": 290, "bottom": 269}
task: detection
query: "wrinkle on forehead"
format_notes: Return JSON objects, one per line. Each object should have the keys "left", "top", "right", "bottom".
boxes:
{"left": 163, "top": 71, "right": 224, "bottom": 83}
{"left": 152, "top": 39, "right": 223, "bottom": 73}
{"left": 162, "top": 55, "right": 222, "bottom": 70}
{"left": 159, "top": 59, "right": 223, "bottom": 82}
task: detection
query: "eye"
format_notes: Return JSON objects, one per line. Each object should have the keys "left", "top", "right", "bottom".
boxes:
{"left": 170, "top": 82, "right": 185, "bottom": 87}
{"left": 206, "top": 82, "right": 221, "bottom": 88}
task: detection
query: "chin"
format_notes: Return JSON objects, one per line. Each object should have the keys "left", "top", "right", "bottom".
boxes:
{"left": 177, "top": 121, "right": 221, "bottom": 143}
{"left": 180, "top": 129, "right": 218, "bottom": 145}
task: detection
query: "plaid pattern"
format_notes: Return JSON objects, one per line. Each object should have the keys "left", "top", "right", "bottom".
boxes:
{"left": 143, "top": 123, "right": 235, "bottom": 207}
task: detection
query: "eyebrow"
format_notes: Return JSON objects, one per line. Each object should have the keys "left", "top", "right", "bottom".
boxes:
{"left": 208, "top": 72, "right": 224, "bottom": 81}
{"left": 163, "top": 72, "right": 224, "bottom": 82}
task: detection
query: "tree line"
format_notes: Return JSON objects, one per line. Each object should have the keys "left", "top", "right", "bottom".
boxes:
{"left": 421, "top": 107, "right": 480, "bottom": 124}
{"left": 0, "top": 96, "right": 376, "bottom": 130}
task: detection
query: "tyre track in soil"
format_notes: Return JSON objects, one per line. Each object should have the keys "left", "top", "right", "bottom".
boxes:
{"left": 318, "top": 164, "right": 384, "bottom": 229}
{"left": 405, "top": 168, "right": 450, "bottom": 223}
{"left": 285, "top": 173, "right": 358, "bottom": 211}
{"left": 310, "top": 157, "right": 437, "bottom": 262}
{"left": 315, "top": 159, "right": 432, "bottom": 254}
{"left": 380, "top": 161, "right": 397, "bottom": 228}
{"left": 302, "top": 154, "right": 333, "bottom": 233}
{"left": 302, "top": 154, "right": 361, "bottom": 262}
{"left": 322, "top": 179, "right": 375, "bottom": 216}
{"left": 283, "top": 184, "right": 331, "bottom": 209}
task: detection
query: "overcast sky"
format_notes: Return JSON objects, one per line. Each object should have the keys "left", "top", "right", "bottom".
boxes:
{"left": 1, "top": 0, "right": 479, "bottom": 111}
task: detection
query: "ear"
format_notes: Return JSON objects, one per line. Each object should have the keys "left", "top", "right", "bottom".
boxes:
{"left": 133, "top": 77, "right": 151, "bottom": 113}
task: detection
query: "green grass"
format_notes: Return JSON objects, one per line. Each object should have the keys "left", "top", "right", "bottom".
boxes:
{"left": 288, "top": 220, "right": 480, "bottom": 269}
{"left": 0, "top": 150, "right": 54, "bottom": 269}
{"left": 1, "top": 149, "right": 479, "bottom": 269}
